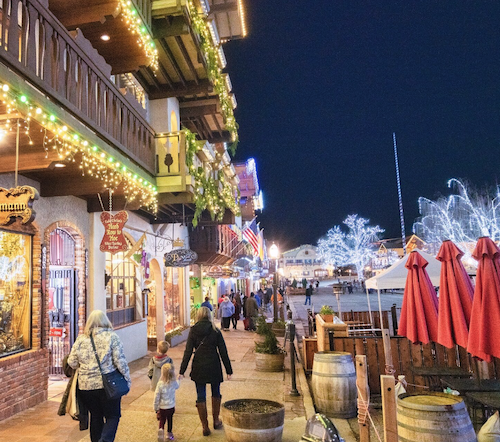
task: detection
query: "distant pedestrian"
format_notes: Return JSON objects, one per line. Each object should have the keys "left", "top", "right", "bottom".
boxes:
{"left": 148, "top": 340, "right": 173, "bottom": 391}
{"left": 233, "top": 291, "right": 242, "bottom": 308}
{"left": 254, "top": 291, "right": 262, "bottom": 308}
{"left": 315, "top": 280, "right": 320, "bottom": 289}
{"left": 244, "top": 293, "right": 259, "bottom": 331}
{"left": 219, "top": 296, "right": 235, "bottom": 331}
{"left": 304, "top": 284, "right": 313, "bottom": 305}
{"left": 231, "top": 298, "right": 241, "bottom": 330}
{"left": 201, "top": 296, "right": 213, "bottom": 311}
{"left": 154, "top": 363, "right": 180, "bottom": 441}
{"left": 179, "top": 307, "right": 232, "bottom": 436}
{"left": 302, "top": 278, "right": 308, "bottom": 289}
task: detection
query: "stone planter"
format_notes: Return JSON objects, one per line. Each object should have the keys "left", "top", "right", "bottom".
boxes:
{"left": 255, "top": 352, "right": 285, "bottom": 372}
{"left": 222, "top": 399, "right": 285, "bottom": 442}
{"left": 166, "top": 328, "right": 190, "bottom": 347}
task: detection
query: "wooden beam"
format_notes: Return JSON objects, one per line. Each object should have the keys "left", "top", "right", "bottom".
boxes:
{"left": 153, "top": 16, "right": 190, "bottom": 39}
{"left": 381, "top": 375, "right": 398, "bottom": 442}
{"left": 208, "top": 3, "right": 238, "bottom": 14}
{"left": 40, "top": 176, "right": 113, "bottom": 197}
{"left": 148, "top": 79, "right": 213, "bottom": 99}
{"left": 158, "top": 38, "right": 187, "bottom": 87}
{"left": 157, "top": 192, "right": 194, "bottom": 205}
{"left": 175, "top": 35, "right": 199, "bottom": 84}
{"left": 179, "top": 103, "right": 218, "bottom": 118}
{"left": 49, "top": 2, "right": 118, "bottom": 29}
{"left": 0, "top": 152, "right": 55, "bottom": 173}
{"left": 356, "top": 355, "right": 370, "bottom": 442}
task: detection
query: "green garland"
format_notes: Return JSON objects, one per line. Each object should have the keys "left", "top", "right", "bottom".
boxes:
{"left": 186, "top": 0, "right": 238, "bottom": 151}
{"left": 184, "top": 128, "right": 241, "bottom": 227}
{"left": 190, "top": 276, "right": 201, "bottom": 289}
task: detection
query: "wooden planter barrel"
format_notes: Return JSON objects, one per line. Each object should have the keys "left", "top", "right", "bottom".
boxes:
{"left": 255, "top": 352, "right": 285, "bottom": 372}
{"left": 397, "top": 393, "right": 476, "bottom": 442}
{"left": 311, "top": 351, "right": 357, "bottom": 418}
{"left": 222, "top": 399, "right": 285, "bottom": 442}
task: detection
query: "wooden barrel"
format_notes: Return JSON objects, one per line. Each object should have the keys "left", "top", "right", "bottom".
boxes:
{"left": 311, "top": 351, "right": 357, "bottom": 418}
{"left": 222, "top": 399, "right": 285, "bottom": 442}
{"left": 397, "top": 393, "right": 476, "bottom": 442}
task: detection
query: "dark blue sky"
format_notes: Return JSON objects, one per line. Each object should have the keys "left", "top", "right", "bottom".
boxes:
{"left": 225, "top": 2, "right": 500, "bottom": 250}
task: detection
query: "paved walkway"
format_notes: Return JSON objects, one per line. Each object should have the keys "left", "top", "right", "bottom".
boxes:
{"left": 0, "top": 309, "right": 358, "bottom": 442}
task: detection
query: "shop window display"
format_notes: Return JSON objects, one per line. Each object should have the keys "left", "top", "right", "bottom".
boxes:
{"left": 0, "top": 230, "right": 32, "bottom": 357}
{"left": 105, "top": 242, "right": 137, "bottom": 327}
{"left": 164, "top": 267, "right": 182, "bottom": 332}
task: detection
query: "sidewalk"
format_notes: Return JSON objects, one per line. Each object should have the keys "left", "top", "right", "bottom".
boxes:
{"left": 0, "top": 313, "right": 358, "bottom": 442}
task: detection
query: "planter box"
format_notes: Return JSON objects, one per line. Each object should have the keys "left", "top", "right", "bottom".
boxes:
{"left": 166, "top": 328, "right": 190, "bottom": 347}
{"left": 315, "top": 314, "right": 347, "bottom": 351}
{"left": 272, "top": 324, "right": 286, "bottom": 337}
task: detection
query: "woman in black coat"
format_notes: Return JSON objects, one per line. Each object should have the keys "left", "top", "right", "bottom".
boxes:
{"left": 179, "top": 306, "right": 232, "bottom": 436}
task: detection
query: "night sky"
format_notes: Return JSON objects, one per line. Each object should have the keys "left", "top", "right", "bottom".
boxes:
{"left": 225, "top": 2, "right": 500, "bottom": 251}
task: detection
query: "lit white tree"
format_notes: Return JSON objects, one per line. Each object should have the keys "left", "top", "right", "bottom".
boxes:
{"left": 318, "top": 215, "right": 384, "bottom": 280}
{"left": 413, "top": 179, "right": 500, "bottom": 260}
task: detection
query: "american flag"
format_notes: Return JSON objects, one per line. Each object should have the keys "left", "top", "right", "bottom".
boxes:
{"left": 242, "top": 218, "right": 259, "bottom": 256}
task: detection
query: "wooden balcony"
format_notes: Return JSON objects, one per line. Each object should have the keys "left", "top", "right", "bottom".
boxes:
{"left": 135, "top": 0, "right": 236, "bottom": 144}
{"left": 0, "top": 0, "right": 155, "bottom": 176}
{"left": 189, "top": 224, "right": 245, "bottom": 265}
{"left": 48, "top": 0, "right": 156, "bottom": 74}
{"left": 207, "top": 0, "right": 247, "bottom": 41}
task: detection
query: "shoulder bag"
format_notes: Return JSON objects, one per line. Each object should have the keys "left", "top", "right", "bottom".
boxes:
{"left": 90, "top": 333, "right": 130, "bottom": 400}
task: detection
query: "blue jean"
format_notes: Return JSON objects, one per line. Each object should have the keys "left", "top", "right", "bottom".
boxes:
{"left": 195, "top": 382, "right": 221, "bottom": 402}
{"left": 78, "top": 388, "right": 121, "bottom": 442}
{"left": 304, "top": 295, "right": 311, "bottom": 305}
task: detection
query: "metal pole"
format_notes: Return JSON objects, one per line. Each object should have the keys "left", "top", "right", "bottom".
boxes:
{"left": 273, "top": 260, "right": 278, "bottom": 322}
{"left": 288, "top": 322, "right": 300, "bottom": 396}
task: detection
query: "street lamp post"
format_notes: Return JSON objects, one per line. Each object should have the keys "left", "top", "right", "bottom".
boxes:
{"left": 269, "top": 243, "right": 279, "bottom": 323}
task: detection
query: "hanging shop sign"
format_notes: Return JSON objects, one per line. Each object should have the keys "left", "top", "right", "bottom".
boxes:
{"left": 0, "top": 186, "right": 38, "bottom": 225}
{"left": 206, "top": 265, "right": 224, "bottom": 278}
{"left": 100, "top": 211, "right": 129, "bottom": 254}
{"left": 164, "top": 249, "right": 198, "bottom": 267}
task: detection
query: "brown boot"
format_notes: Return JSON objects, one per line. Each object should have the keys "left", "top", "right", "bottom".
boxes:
{"left": 196, "top": 402, "right": 211, "bottom": 436}
{"left": 212, "top": 396, "right": 223, "bottom": 429}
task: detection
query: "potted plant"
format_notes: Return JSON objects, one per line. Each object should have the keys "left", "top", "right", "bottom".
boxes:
{"left": 255, "top": 326, "right": 285, "bottom": 372}
{"left": 271, "top": 319, "right": 286, "bottom": 337}
{"left": 222, "top": 399, "right": 285, "bottom": 442}
{"left": 319, "top": 305, "right": 336, "bottom": 323}
{"left": 254, "top": 315, "right": 268, "bottom": 344}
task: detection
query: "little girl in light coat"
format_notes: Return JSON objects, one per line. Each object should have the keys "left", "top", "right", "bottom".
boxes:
{"left": 154, "top": 363, "right": 180, "bottom": 441}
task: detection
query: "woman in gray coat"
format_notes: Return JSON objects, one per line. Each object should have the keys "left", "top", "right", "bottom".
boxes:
{"left": 68, "top": 310, "right": 131, "bottom": 442}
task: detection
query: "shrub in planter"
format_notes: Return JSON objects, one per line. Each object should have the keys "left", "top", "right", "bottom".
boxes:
{"left": 222, "top": 399, "right": 285, "bottom": 442}
{"left": 165, "top": 326, "right": 188, "bottom": 347}
{"left": 255, "top": 328, "right": 285, "bottom": 372}
{"left": 254, "top": 315, "right": 269, "bottom": 344}
{"left": 271, "top": 319, "right": 286, "bottom": 337}
{"left": 319, "top": 305, "right": 336, "bottom": 322}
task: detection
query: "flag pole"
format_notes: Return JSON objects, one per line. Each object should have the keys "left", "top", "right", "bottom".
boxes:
{"left": 393, "top": 132, "right": 406, "bottom": 255}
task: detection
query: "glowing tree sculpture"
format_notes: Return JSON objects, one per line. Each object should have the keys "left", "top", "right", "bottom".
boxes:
{"left": 318, "top": 215, "right": 384, "bottom": 280}
{"left": 413, "top": 178, "right": 500, "bottom": 260}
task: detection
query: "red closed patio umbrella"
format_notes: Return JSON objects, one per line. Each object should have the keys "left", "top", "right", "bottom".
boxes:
{"left": 467, "top": 237, "right": 500, "bottom": 362}
{"left": 436, "top": 240, "right": 474, "bottom": 349}
{"left": 398, "top": 251, "right": 439, "bottom": 344}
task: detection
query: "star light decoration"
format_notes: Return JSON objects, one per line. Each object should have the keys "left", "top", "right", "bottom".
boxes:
{"left": 186, "top": 0, "right": 238, "bottom": 151}
{"left": 118, "top": 0, "right": 159, "bottom": 70}
{"left": 184, "top": 129, "right": 240, "bottom": 227}
{"left": 0, "top": 82, "right": 158, "bottom": 211}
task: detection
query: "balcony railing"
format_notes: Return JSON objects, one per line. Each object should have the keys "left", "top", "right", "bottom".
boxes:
{"left": 0, "top": 0, "right": 155, "bottom": 172}
{"left": 189, "top": 225, "right": 245, "bottom": 265}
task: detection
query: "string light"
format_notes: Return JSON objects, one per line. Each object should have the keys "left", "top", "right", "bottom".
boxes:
{"left": 118, "top": 0, "right": 158, "bottom": 69}
{"left": 186, "top": 0, "right": 238, "bottom": 150}
{"left": 0, "top": 80, "right": 158, "bottom": 211}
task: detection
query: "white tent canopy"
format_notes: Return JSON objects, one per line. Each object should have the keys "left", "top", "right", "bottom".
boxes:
{"left": 364, "top": 250, "right": 441, "bottom": 328}
{"left": 366, "top": 249, "right": 441, "bottom": 290}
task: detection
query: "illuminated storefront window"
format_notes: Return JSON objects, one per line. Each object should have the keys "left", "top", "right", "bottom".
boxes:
{"left": 105, "top": 240, "right": 137, "bottom": 327}
{"left": 164, "top": 267, "right": 182, "bottom": 332}
{"left": 0, "top": 230, "right": 32, "bottom": 358}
